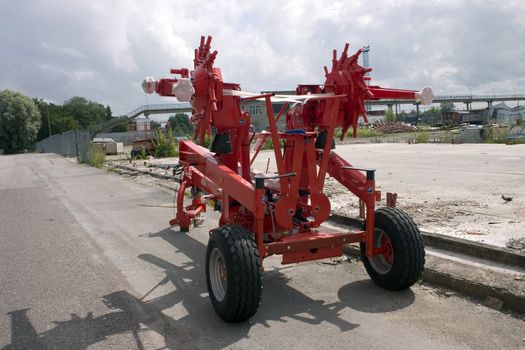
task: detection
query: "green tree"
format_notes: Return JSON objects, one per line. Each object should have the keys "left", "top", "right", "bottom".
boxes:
{"left": 110, "top": 123, "right": 128, "bottom": 132}
{"left": 155, "top": 129, "right": 178, "bottom": 157}
{"left": 385, "top": 105, "right": 396, "bottom": 123}
{"left": 421, "top": 107, "right": 441, "bottom": 125}
{"left": 440, "top": 102, "right": 456, "bottom": 113}
{"left": 0, "top": 90, "right": 42, "bottom": 153}
{"left": 62, "top": 96, "right": 108, "bottom": 129}
{"left": 168, "top": 113, "right": 193, "bottom": 136}
{"left": 150, "top": 120, "right": 161, "bottom": 130}
{"left": 105, "top": 105, "right": 112, "bottom": 120}
{"left": 34, "top": 99, "right": 81, "bottom": 141}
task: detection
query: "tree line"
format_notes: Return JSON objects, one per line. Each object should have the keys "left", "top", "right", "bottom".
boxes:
{"left": 5, "top": 89, "right": 459, "bottom": 154}
{"left": 0, "top": 89, "right": 196, "bottom": 154}
{"left": 34, "top": 96, "right": 112, "bottom": 140}
{"left": 390, "top": 102, "right": 457, "bottom": 124}
{"left": 0, "top": 90, "right": 113, "bottom": 154}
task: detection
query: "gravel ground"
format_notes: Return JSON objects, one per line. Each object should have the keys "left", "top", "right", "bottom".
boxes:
{"left": 106, "top": 143, "right": 525, "bottom": 251}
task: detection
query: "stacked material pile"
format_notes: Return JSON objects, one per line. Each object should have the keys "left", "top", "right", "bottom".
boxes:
{"left": 372, "top": 121, "right": 417, "bottom": 133}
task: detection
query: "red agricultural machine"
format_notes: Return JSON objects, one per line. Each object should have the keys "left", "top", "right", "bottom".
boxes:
{"left": 142, "top": 36, "right": 433, "bottom": 322}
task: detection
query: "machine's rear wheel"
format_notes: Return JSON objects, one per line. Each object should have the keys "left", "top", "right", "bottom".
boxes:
{"left": 206, "top": 225, "right": 263, "bottom": 322}
{"left": 360, "top": 207, "right": 425, "bottom": 290}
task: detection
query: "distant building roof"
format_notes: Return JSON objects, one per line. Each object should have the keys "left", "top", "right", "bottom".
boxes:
{"left": 93, "top": 138, "right": 116, "bottom": 143}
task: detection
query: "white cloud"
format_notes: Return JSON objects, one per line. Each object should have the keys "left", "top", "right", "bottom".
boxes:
{"left": 41, "top": 42, "right": 86, "bottom": 60}
{"left": 0, "top": 0, "right": 524, "bottom": 114}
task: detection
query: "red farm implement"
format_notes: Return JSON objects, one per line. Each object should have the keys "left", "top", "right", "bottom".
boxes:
{"left": 142, "top": 36, "right": 433, "bottom": 322}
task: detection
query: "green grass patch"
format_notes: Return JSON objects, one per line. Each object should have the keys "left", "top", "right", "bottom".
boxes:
{"left": 356, "top": 128, "right": 383, "bottom": 138}
{"left": 334, "top": 127, "right": 383, "bottom": 139}
{"left": 107, "top": 167, "right": 121, "bottom": 174}
{"left": 89, "top": 150, "right": 105, "bottom": 168}
{"left": 415, "top": 131, "right": 430, "bottom": 143}
{"left": 262, "top": 138, "right": 274, "bottom": 150}
{"left": 487, "top": 137, "right": 525, "bottom": 145}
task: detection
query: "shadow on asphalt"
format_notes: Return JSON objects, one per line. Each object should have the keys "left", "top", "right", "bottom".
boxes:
{"left": 3, "top": 227, "right": 415, "bottom": 349}
{"left": 338, "top": 281, "right": 415, "bottom": 313}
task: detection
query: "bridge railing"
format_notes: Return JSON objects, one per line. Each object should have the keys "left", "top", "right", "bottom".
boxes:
{"left": 125, "top": 103, "right": 192, "bottom": 119}
{"left": 435, "top": 94, "right": 525, "bottom": 101}
{"left": 117, "top": 94, "right": 525, "bottom": 118}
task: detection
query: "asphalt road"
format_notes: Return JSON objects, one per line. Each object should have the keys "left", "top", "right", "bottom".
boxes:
{"left": 0, "top": 153, "right": 523, "bottom": 350}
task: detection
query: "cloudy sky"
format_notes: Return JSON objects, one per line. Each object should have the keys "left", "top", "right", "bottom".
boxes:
{"left": 1, "top": 0, "right": 524, "bottom": 115}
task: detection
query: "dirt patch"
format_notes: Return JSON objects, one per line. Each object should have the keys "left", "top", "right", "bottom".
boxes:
{"left": 506, "top": 238, "right": 525, "bottom": 253}
{"left": 105, "top": 144, "right": 525, "bottom": 250}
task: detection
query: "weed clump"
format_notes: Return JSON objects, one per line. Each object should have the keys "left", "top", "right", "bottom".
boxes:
{"left": 155, "top": 130, "right": 178, "bottom": 158}
{"left": 416, "top": 131, "right": 429, "bottom": 143}
{"left": 89, "top": 150, "right": 105, "bottom": 168}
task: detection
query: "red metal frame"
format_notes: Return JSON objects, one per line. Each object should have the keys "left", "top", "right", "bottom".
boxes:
{"left": 144, "top": 35, "right": 425, "bottom": 264}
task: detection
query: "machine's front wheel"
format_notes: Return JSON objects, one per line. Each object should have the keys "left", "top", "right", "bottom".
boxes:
{"left": 360, "top": 207, "right": 425, "bottom": 290}
{"left": 206, "top": 225, "right": 263, "bottom": 322}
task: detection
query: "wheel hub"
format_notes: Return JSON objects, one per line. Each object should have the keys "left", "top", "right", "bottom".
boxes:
{"left": 209, "top": 247, "right": 227, "bottom": 302}
{"left": 369, "top": 228, "right": 394, "bottom": 274}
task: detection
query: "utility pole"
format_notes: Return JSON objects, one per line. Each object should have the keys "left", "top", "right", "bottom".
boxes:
{"left": 362, "top": 45, "right": 371, "bottom": 114}
{"left": 46, "top": 104, "right": 51, "bottom": 137}
{"left": 362, "top": 45, "right": 370, "bottom": 85}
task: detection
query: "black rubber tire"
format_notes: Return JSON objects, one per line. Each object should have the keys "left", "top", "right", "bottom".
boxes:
{"left": 360, "top": 207, "right": 425, "bottom": 290}
{"left": 205, "top": 225, "right": 263, "bottom": 322}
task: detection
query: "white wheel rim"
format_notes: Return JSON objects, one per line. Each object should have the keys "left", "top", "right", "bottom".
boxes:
{"left": 209, "top": 247, "right": 227, "bottom": 301}
{"left": 369, "top": 228, "right": 394, "bottom": 274}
